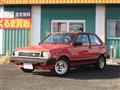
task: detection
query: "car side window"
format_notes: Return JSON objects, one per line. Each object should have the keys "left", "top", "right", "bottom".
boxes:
{"left": 76, "top": 34, "right": 90, "bottom": 46}
{"left": 89, "top": 34, "right": 101, "bottom": 45}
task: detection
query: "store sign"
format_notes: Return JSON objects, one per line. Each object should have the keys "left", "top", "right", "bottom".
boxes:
{"left": 0, "top": 18, "right": 31, "bottom": 29}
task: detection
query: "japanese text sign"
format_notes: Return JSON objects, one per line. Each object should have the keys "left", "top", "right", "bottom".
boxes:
{"left": 0, "top": 18, "right": 31, "bottom": 30}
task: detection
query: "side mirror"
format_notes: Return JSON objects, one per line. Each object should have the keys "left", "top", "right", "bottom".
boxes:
{"left": 73, "top": 42, "right": 82, "bottom": 46}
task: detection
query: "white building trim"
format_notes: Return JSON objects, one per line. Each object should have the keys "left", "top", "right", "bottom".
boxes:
{"left": 31, "top": 6, "right": 41, "bottom": 45}
{"left": 0, "top": 6, "right": 4, "bottom": 54}
{"left": 95, "top": 5, "right": 105, "bottom": 42}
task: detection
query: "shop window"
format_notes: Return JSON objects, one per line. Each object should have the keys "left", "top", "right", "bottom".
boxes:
{"left": 51, "top": 20, "right": 85, "bottom": 33}
{"left": 107, "top": 21, "right": 120, "bottom": 39}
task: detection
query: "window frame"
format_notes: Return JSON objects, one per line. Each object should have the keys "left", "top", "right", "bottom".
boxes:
{"left": 107, "top": 20, "right": 120, "bottom": 39}
{"left": 51, "top": 20, "right": 86, "bottom": 33}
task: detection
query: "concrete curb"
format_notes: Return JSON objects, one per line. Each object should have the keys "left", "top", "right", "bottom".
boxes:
{"left": 106, "top": 59, "right": 120, "bottom": 65}
{"left": 107, "top": 62, "right": 119, "bottom": 65}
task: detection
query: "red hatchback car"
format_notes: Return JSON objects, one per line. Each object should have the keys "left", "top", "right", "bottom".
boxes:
{"left": 10, "top": 32, "right": 109, "bottom": 75}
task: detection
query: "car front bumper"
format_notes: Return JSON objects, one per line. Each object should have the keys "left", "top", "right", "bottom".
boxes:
{"left": 10, "top": 56, "right": 56, "bottom": 64}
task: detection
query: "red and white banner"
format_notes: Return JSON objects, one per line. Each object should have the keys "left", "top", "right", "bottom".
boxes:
{"left": 0, "top": 18, "right": 31, "bottom": 30}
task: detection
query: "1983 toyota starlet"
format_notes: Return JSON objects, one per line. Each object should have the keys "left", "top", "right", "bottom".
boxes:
{"left": 10, "top": 32, "right": 109, "bottom": 75}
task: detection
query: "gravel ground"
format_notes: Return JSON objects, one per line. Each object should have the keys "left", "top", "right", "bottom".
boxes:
{"left": 0, "top": 63, "right": 120, "bottom": 90}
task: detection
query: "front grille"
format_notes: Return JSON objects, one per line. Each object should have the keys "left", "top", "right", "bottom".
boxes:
{"left": 19, "top": 52, "right": 40, "bottom": 57}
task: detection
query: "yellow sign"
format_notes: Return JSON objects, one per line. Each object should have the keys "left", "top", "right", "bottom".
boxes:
{"left": 0, "top": 18, "right": 31, "bottom": 30}
{"left": 1, "top": 0, "right": 120, "bottom": 4}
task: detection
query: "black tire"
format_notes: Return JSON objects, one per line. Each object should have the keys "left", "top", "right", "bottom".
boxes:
{"left": 21, "top": 68, "right": 34, "bottom": 73}
{"left": 54, "top": 57, "right": 69, "bottom": 76}
{"left": 95, "top": 56, "right": 106, "bottom": 70}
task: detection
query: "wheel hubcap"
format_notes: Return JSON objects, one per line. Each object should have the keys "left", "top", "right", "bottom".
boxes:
{"left": 55, "top": 60, "right": 68, "bottom": 75}
{"left": 99, "top": 57, "right": 105, "bottom": 69}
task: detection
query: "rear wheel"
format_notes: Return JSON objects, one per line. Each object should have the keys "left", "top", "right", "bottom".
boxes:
{"left": 54, "top": 57, "right": 69, "bottom": 76}
{"left": 21, "top": 68, "right": 34, "bottom": 73}
{"left": 96, "top": 56, "right": 106, "bottom": 70}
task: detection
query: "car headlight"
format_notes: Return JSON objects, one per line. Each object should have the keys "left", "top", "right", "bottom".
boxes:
{"left": 42, "top": 51, "right": 51, "bottom": 59}
{"left": 13, "top": 51, "right": 19, "bottom": 56}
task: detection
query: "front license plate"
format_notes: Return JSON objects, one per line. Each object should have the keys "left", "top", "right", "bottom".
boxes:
{"left": 23, "top": 63, "right": 33, "bottom": 69}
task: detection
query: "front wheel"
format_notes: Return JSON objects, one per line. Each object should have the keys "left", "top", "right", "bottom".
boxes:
{"left": 54, "top": 58, "right": 69, "bottom": 76}
{"left": 95, "top": 56, "right": 106, "bottom": 70}
{"left": 21, "top": 68, "right": 34, "bottom": 73}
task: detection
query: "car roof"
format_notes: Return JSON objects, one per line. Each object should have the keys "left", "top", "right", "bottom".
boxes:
{"left": 52, "top": 31, "right": 96, "bottom": 35}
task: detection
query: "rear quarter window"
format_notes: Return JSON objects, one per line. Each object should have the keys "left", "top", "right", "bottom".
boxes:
{"left": 89, "top": 34, "right": 101, "bottom": 46}
{"left": 76, "top": 34, "right": 90, "bottom": 46}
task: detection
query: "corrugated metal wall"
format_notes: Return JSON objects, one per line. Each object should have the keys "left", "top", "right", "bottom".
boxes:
{"left": 106, "top": 39, "right": 120, "bottom": 58}
{"left": 3, "top": 30, "right": 30, "bottom": 54}
{"left": 106, "top": 5, "right": 120, "bottom": 58}
{"left": 3, "top": 5, "right": 31, "bottom": 54}
{"left": 41, "top": 5, "right": 95, "bottom": 40}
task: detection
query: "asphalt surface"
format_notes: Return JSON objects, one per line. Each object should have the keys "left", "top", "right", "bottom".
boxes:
{"left": 0, "top": 63, "right": 120, "bottom": 90}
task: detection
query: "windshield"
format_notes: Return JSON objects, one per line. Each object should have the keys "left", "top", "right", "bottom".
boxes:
{"left": 42, "top": 33, "right": 74, "bottom": 44}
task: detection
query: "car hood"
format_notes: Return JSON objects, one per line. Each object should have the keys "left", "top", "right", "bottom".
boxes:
{"left": 15, "top": 44, "right": 70, "bottom": 52}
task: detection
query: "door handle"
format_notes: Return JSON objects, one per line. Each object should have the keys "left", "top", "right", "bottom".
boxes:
{"left": 89, "top": 46, "right": 91, "bottom": 49}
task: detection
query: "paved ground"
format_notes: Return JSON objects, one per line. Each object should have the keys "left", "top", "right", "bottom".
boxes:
{"left": 0, "top": 63, "right": 120, "bottom": 90}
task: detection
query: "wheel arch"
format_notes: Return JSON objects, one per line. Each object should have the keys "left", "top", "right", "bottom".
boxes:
{"left": 99, "top": 54, "right": 106, "bottom": 60}
{"left": 58, "top": 55, "right": 70, "bottom": 62}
